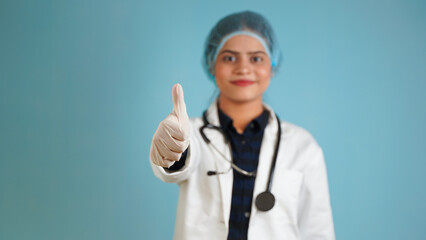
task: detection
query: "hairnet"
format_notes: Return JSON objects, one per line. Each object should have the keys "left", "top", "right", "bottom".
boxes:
{"left": 203, "top": 11, "right": 282, "bottom": 81}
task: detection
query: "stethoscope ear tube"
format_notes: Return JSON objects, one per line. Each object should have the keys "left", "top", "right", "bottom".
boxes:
{"left": 255, "top": 114, "right": 281, "bottom": 211}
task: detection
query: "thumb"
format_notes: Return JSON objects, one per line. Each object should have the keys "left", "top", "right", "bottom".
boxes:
{"left": 172, "top": 83, "right": 188, "bottom": 119}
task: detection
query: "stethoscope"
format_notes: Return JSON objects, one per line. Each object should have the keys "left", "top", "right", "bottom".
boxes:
{"left": 199, "top": 109, "right": 281, "bottom": 211}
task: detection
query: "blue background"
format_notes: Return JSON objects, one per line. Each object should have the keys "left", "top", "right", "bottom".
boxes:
{"left": 1, "top": 0, "right": 425, "bottom": 239}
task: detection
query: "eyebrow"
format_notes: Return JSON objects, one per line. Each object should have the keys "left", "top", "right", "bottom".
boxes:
{"left": 218, "top": 49, "right": 267, "bottom": 55}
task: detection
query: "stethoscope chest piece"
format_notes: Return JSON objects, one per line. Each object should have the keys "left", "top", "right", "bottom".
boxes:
{"left": 255, "top": 191, "right": 275, "bottom": 211}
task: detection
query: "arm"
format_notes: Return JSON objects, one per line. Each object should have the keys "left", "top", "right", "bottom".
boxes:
{"left": 149, "top": 84, "right": 196, "bottom": 183}
{"left": 298, "top": 147, "right": 335, "bottom": 240}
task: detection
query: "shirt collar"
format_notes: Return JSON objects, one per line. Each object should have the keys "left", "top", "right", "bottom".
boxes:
{"left": 218, "top": 107, "right": 269, "bottom": 134}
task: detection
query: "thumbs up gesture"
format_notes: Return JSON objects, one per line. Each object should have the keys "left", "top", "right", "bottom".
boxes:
{"left": 150, "top": 84, "right": 190, "bottom": 168}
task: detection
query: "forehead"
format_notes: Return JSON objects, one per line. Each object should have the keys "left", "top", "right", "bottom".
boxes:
{"left": 220, "top": 35, "right": 267, "bottom": 53}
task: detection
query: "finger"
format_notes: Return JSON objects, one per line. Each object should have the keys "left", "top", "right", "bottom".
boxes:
{"left": 150, "top": 142, "right": 165, "bottom": 166}
{"left": 161, "top": 116, "right": 187, "bottom": 141}
{"left": 164, "top": 135, "right": 188, "bottom": 153}
{"left": 172, "top": 83, "right": 188, "bottom": 120}
{"left": 157, "top": 138, "right": 183, "bottom": 161}
{"left": 162, "top": 159, "right": 175, "bottom": 168}
{"left": 157, "top": 123, "right": 188, "bottom": 152}
{"left": 152, "top": 142, "right": 175, "bottom": 168}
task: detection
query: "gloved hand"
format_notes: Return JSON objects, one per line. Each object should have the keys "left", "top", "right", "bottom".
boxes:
{"left": 150, "top": 83, "right": 190, "bottom": 168}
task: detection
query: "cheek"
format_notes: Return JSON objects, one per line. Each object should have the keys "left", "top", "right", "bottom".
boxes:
{"left": 257, "top": 66, "right": 272, "bottom": 82}
{"left": 214, "top": 64, "right": 230, "bottom": 82}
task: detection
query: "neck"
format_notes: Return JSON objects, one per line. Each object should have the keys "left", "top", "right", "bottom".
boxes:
{"left": 218, "top": 95, "right": 264, "bottom": 134}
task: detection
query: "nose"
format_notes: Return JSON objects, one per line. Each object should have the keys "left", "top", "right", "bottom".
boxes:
{"left": 234, "top": 57, "right": 251, "bottom": 75}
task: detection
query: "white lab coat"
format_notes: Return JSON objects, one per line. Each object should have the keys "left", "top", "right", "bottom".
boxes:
{"left": 151, "top": 101, "right": 335, "bottom": 240}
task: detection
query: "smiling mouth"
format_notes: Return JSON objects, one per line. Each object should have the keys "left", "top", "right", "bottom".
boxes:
{"left": 231, "top": 80, "right": 254, "bottom": 86}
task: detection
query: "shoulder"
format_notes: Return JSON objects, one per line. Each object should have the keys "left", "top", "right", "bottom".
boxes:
{"left": 279, "top": 119, "right": 323, "bottom": 156}
{"left": 186, "top": 117, "right": 205, "bottom": 140}
{"left": 281, "top": 120, "right": 317, "bottom": 141}
{"left": 188, "top": 117, "right": 204, "bottom": 130}
{"left": 189, "top": 116, "right": 203, "bottom": 124}
{"left": 264, "top": 103, "right": 320, "bottom": 148}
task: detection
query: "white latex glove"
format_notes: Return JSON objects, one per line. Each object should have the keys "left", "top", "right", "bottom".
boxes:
{"left": 150, "top": 83, "right": 190, "bottom": 168}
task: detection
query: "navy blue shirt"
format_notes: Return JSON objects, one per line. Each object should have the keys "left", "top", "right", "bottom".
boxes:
{"left": 218, "top": 108, "right": 269, "bottom": 240}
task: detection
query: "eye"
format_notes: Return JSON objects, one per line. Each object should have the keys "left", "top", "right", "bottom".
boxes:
{"left": 251, "top": 56, "right": 263, "bottom": 63}
{"left": 222, "top": 55, "right": 236, "bottom": 62}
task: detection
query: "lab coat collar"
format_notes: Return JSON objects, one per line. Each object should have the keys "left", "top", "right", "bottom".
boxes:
{"left": 204, "top": 99, "right": 232, "bottom": 227}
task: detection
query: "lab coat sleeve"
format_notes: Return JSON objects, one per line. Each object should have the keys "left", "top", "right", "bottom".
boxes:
{"left": 150, "top": 118, "right": 200, "bottom": 183}
{"left": 298, "top": 147, "right": 335, "bottom": 240}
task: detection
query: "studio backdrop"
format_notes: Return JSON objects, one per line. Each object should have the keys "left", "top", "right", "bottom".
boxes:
{"left": 1, "top": 0, "right": 425, "bottom": 239}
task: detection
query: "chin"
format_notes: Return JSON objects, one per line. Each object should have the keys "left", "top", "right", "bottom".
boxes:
{"left": 230, "top": 95, "right": 261, "bottom": 104}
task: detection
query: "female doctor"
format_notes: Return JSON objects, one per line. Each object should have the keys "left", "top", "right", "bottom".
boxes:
{"left": 150, "top": 11, "right": 335, "bottom": 240}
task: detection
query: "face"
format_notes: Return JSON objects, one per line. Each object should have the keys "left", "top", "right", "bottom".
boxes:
{"left": 214, "top": 34, "right": 272, "bottom": 104}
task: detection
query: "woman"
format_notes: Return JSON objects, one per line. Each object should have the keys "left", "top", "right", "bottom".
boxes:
{"left": 150, "top": 11, "right": 335, "bottom": 240}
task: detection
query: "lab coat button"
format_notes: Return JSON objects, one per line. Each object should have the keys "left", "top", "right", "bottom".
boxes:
{"left": 241, "top": 140, "right": 246, "bottom": 145}
{"left": 244, "top": 212, "right": 250, "bottom": 218}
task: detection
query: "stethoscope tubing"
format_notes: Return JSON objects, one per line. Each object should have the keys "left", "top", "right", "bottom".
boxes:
{"left": 199, "top": 109, "right": 282, "bottom": 211}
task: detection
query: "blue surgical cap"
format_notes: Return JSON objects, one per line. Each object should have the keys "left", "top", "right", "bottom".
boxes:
{"left": 203, "top": 11, "right": 282, "bottom": 81}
